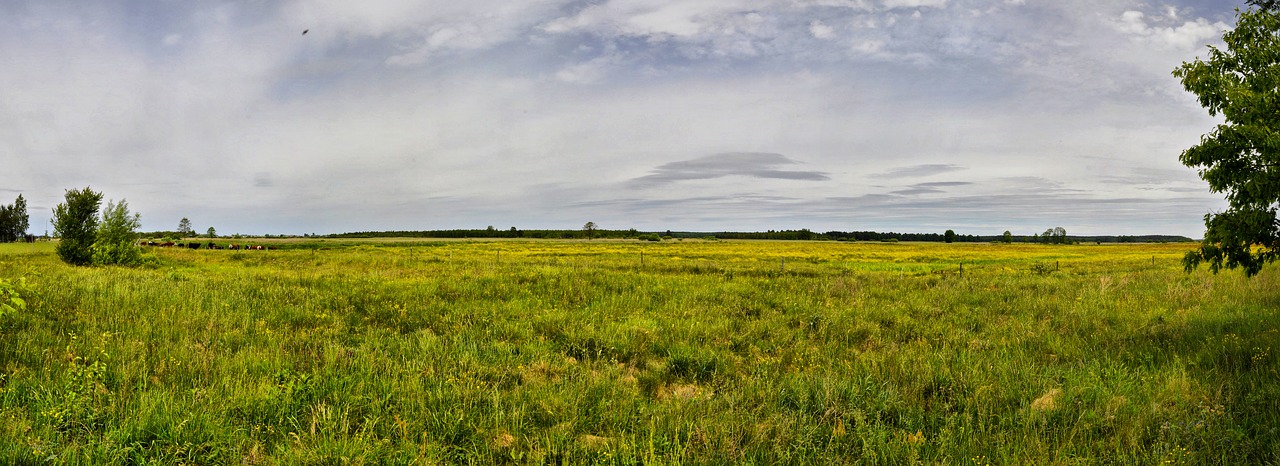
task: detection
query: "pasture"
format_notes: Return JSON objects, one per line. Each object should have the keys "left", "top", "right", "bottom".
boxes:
{"left": 0, "top": 239, "right": 1278, "bottom": 464}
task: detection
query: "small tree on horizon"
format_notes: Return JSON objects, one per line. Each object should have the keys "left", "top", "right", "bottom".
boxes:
{"left": 583, "top": 221, "right": 598, "bottom": 239}
{"left": 207, "top": 226, "right": 216, "bottom": 238}
{"left": 944, "top": 229, "right": 956, "bottom": 243}
{"left": 1003, "top": 230, "right": 1013, "bottom": 243}
{"left": 178, "top": 217, "right": 195, "bottom": 237}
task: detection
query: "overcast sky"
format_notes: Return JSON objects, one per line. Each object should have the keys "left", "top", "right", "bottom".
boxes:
{"left": 1, "top": 0, "right": 1245, "bottom": 237}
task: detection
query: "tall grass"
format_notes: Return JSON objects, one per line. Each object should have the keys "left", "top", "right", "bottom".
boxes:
{"left": 0, "top": 240, "right": 1277, "bottom": 464}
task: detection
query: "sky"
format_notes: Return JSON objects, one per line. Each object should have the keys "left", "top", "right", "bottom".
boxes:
{"left": 0, "top": 0, "right": 1248, "bottom": 237}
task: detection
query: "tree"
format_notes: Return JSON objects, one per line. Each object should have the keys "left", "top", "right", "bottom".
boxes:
{"left": 53, "top": 187, "right": 105, "bottom": 266}
{"left": 583, "top": 221, "right": 597, "bottom": 239}
{"left": 178, "top": 217, "right": 195, "bottom": 237}
{"left": 93, "top": 199, "right": 142, "bottom": 266}
{"left": 944, "top": 229, "right": 956, "bottom": 243}
{"left": 0, "top": 194, "right": 29, "bottom": 242}
{"left": 1176, "top": 5, "right": 1280, "bottom": 275}
{"left": 12, "top": 194, "right": 27, "bottom": 240}
{"left": 1002, "top": 230, "right": 1013, "bottom": 243}
{"left": 1249, "top": 0, "right": 1278, "bottom": 12}
{"left": 1053, "top": 227, "right": 1067, "bottom": 244}
{"left": 207, "top": 226, "right": 217, "bottom": 238}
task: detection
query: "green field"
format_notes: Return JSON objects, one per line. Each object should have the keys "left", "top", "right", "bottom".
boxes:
{"left": 1, "top": 240, "right": 1278, "bottom": 464}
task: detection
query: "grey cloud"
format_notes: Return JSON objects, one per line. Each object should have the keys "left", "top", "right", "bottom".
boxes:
{"left": 1097, "top": 167, "right": 1201, "bottom": 186}
{"left": 632, "top": 152, "right": 830, "bottom": 185}
{"left": 878, "top": 164, "right": 966, "bottom": 179}
{"left": 890, "top": 181, "right": 970, "bottom": 196}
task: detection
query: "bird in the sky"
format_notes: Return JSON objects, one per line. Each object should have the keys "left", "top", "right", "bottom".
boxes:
{"left": 302, "top": 29, "right": 309, "bottom": 35}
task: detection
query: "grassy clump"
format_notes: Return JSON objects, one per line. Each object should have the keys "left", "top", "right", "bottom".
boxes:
{"left": 0, "top": 240, "right": 1277, "bottom": 464}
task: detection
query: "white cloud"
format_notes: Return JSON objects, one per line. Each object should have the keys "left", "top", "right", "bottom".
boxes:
{"left": 542, "top": 0, "right": 771, "bottom": 39}
{"left": 882, "top": 0, "right": 948, "bottom": 9}
{"left": 810, "top": 20, "right": 837, "bottom": 39}
{"left": 290, "top": 1, "right": 573, "bottom": 65}
{"left": 1113, "top": 9, "right": 1227, "bottom": 51}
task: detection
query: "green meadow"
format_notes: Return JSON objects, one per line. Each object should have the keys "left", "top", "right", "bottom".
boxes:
{"left": 0, "top": 240, "right": 1278, "bottom": 464}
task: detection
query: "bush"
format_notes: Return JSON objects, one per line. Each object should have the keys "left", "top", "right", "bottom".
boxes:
{"left": 1031, "top": 262, "right": 1056, "bottom": 276}
{"left": 638, "top": 233, "right": 662, "bottom": 242}
{"left": 93, "top": 199, "right": 142, "bottom": 266}
{"left": 53, "top": 187, "right": 104, "bottom": 266}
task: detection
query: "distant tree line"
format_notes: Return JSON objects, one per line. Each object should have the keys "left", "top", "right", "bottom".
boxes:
{"left": 330, "top": 226, "right": 647, "bottom": 240}
{"left": 823, "top": 230, "right": 977, "bottom": 242}
{"left": 328, "top": 227, "right": 1192, "bottom": 243}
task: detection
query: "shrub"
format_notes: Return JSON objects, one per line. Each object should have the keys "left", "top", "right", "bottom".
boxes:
{"left": 53, "top": 187, "right": 104, "bottom": 266}
{"left": 1031, "top": 262, "right": 1056, "bottom": 276}
{"left": 93, "top": 199, "right": 143, "bottom": 266}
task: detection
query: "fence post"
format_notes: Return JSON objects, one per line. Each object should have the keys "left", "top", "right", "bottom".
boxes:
{"left": 960, "top": 262, "right": 964, "bottom": 277}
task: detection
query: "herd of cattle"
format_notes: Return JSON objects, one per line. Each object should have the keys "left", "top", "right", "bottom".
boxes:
{"left": 140, "top": 241, "right": 276, "bottom": 251}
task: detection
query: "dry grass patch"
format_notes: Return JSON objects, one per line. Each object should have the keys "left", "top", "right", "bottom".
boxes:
{"left": 1030, "top": 388, "right": 1062, "bottom": 413}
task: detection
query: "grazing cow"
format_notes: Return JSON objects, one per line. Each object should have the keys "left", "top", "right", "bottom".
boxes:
{"left": 159, "top": 242, "right": 175, "bottom": 247}
{"left": 188, "top": 242, "right": 202, "bottom": 250}
{"left": 23, "top": 234, "right": 35, "bottom": 243}
{"left": 229, "top": 244, "right": 240, "bottom": 250}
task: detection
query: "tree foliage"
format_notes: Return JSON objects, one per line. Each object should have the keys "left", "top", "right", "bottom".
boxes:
{"left": 1175, "top": 6, "right": 1280, "bottom": 276}
{"left": 0, "top": 194, "right": 29, "bottom": 242}
{"left": 53, "top": 187, "right": 105, "bottom": 266}
{"left": 178, "top": 217, "right": 195, "bottom": 237}
{"left": 93, "top": 199, "right": 142, "bottom": 266}
{"left": 944, "top": 229, "right": 956, "bottom": 243}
